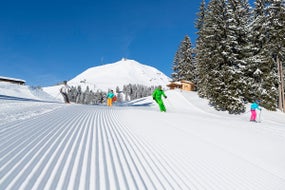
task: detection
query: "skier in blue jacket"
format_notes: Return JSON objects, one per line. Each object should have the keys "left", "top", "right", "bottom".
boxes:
{"left": 107, "top": 90, "right": 115, "bottom": 106}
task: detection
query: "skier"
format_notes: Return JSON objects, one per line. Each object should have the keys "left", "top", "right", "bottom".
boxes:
{"left": 152, "top": 85, "right": 167, "bottom": 112}
{"left": 250, "top": 100, "right": 261, "bottom": 122}
{"left": 107, "top": 90, "right": 115, "bottom": 106}
{"left": 60, "top": 81, "right": 71, "bottom": 103}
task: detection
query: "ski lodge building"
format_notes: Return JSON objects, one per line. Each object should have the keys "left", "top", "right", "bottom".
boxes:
{"left": 0, "top": 76, "right": 26, "bottom": 85}
{"left": 167, "top": 80, "right": 195, "bottom": 91}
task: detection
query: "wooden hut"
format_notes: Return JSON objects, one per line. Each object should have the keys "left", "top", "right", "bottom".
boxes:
{"left": 167, "top": 80, "right": 195, "bottom": 91}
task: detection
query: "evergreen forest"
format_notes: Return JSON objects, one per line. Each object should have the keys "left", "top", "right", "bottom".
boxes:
{"left": 172, "top": 0, "right": 285, "bottom": 114}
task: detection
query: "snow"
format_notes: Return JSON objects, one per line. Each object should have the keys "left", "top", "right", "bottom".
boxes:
{"left": 1, "top": 82, "right": 285, "bottom": 190}
{"left": 43, "top": 59, "right": 171, "bottom": 100}
{"left": 0, "top": 82, "right": 58, "bottom": 102}
{"left": 0, "top": 76, "right": 26, "bottom": 83}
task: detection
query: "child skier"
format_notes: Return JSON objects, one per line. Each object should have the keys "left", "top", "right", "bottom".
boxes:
{"left": 152, "top": 85, "right": 167, "bottom": 112}
{"left": 250, "top": 100, "right": 262, "bottom": 122}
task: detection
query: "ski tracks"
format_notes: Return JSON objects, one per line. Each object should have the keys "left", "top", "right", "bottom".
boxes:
{"left": 0, "top": 105, "right": 195, "bottom": 190}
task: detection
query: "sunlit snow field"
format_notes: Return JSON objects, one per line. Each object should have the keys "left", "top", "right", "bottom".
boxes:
{"left": 1, "top": 83, "right": 285, "bottom": 190}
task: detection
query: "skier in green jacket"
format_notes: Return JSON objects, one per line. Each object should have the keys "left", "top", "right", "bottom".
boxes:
{"left": 152, "top": 85, "right": 167, "bottom": 112}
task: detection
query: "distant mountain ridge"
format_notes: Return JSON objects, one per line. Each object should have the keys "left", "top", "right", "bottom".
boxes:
{"left": 43, "top": 59, "right": 171, "bottom": 99}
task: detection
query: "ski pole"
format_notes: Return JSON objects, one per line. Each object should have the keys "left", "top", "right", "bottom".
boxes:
{"left": 165, "top": 97, "right": 172, "bottom": 107}
{"left": 162, "top": 98, "right": 173, "bottom": 109}
{"left": 258, "top": 110, "right": 262, "bottom": 123}
{"left": 243, "top": 110, "right": 250, "bottom": 121}
{"left": 245, "top": 110, "right": 250, "bottom": 114}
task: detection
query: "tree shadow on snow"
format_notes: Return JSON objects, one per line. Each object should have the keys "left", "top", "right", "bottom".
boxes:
{"left": 0, "top": 95, "right": 60, "bottom": 103}
{"left": 117, "top": 98, "right": 153, "bottom": 107}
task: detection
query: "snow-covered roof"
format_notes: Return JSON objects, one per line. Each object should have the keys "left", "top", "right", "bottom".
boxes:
{"left": 168, "top": 80, "right": 194, "bottom": 85}
{"left": 0, "top": 76, "right": 26, "bottom": 84}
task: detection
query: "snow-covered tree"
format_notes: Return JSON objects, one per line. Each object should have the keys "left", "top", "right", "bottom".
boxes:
{"left": 196, "top": 0, "right": 242, "bottom": 113}
{"left": 195, "top": 0, "right": 208, "bottom": 97}
{"left": 243, "top": 0, "right": 278, "bottom": 110}
{"left": 216, "top": 0, "right": 252, "bottom": 113}
{"left": 194, "top": 0, "right": 283, "bottom": 113}
{"left": 264, "top": 0, "right": 285, "bottom": 111}
{"left": 195, "top": 0, "right": 206, "bottom": 32}
{"left": 244, "top": 0, "right": 267, "bottom": 102}
{"left": 122, "top": 84, "right": 155, "bottom": 101}
{"left": 171, "top": 35, "right": 195, "bottom": 83}
{"left": 196, "top": 0, "right": 252, "bottom": 113}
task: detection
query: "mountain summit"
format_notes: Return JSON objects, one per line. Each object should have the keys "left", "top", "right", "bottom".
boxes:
{"left": 68, "top": 58, "right": 171, "bottom": 92}
{"left": 43, "top": 59, "right": 171, "bottom": 98}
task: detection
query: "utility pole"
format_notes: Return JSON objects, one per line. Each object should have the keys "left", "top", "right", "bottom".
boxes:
{"left": 277, "top": 55, "right": 285, "bottom": 112}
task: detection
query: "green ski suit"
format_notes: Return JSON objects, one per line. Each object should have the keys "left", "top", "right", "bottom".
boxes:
{"left": 152, "top": 88, "right": 167, "bottom": 112}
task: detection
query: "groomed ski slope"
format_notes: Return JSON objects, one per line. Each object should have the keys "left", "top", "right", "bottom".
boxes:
{"left": 1, "top": 90, "right": 285, "bottom": 190}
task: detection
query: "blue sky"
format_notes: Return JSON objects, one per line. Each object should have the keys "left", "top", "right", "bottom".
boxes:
{"left": 1, "top": 0, "right": 248, "bottom": 87}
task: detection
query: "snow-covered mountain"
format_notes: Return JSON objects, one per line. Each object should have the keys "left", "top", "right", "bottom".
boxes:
{"left": 43, "top": 59, "right": 171, "bottom": 99}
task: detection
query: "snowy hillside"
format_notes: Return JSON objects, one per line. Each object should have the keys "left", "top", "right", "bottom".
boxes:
{"left": 1, "top": 83, "right": 285, "bottom": 189}
{"left": 43, "top": 59, "right": 171, "bottom": 100}
{"left": 0, "top": 82, "right": 58, "bottom": 102}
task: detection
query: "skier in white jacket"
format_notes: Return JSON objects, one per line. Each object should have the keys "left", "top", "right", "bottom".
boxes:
{"left": 60, "top": 81, "right": 71, "bottom": 103}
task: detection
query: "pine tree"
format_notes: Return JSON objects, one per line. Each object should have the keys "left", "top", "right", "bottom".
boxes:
{"left": 218, "top": 0, "right": 252, "bottom": 113}
{"left": 171, "top": 35, "right": 195, "bottom": 83}
{"left": 195, "top": 0, "right": 206, "bottom": 32}
{"left": 196, "top": 0, "right": 252, "bottom": 114}
{"left": 197, "top": 0, "right": 236, "bottom": 112}
{"left": 245, "top": 0, "right": 278, "bottom": 110}
{"left": 195, "top": 0, "right": 283, "bottom": 113}
{"left": 245, "top": 0, "right": 267, "bottom": 102}
{"left": 195, "top": 0, "right": 208, "bottom": 97}
{"left": 75, "top": 86, "right": 82, "bottom": 103}
{"left": 264, "top": 0, "right": 285, "bottom": 111}
{"left": 171, "top": 52, "right": 180, "bottom": 81}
